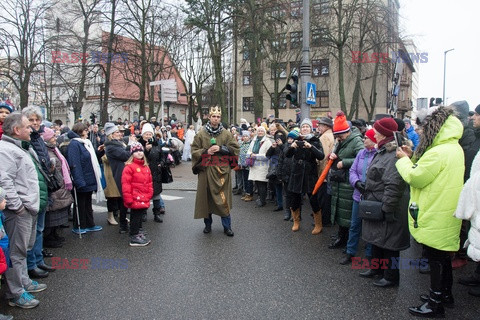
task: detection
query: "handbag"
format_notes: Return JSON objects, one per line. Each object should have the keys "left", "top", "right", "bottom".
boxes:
{"left": 161, "top": 166, "right": 173, "bottom": 184}
{"left": 245, "top": 157, "right": 255, "bottom": 167}
{"left": 358, "top": 199, "right": 384, "bottom": 221}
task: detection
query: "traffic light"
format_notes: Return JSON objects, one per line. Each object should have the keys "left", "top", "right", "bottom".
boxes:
{"left": 286, "top": 75, "right": 298, "bottom": 107}
{"left": 90, "top": 112, "right": 96, "bottom": 124}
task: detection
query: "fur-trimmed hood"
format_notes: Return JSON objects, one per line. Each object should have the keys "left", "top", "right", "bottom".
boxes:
{"left": 414, "top": 107, "right": 463, "bottom": 160}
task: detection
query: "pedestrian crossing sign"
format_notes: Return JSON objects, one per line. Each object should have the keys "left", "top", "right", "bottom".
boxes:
{"left": 306, "top": 82, "right": 316, "bottom": 105}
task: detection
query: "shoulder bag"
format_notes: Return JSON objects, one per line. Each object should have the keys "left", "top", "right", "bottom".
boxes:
{"left": 358, "top": 199, "right": 384, "bottom": 221}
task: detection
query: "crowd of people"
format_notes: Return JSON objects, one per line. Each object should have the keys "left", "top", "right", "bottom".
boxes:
{"left": 195, "top": 103, "right": 480, "bottom": 318}
{"left": 0, "top": 100, "right": 479, "bottom": 318}
{"left": 0, "top": 104, "right": 187, "bottom": 314}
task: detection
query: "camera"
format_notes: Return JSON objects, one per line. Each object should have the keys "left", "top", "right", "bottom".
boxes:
{"left": 296, "top": 140, "right": 304, "bottom": 147}
{"left": 148, "top": 138, "right": 154, "bottom": 144}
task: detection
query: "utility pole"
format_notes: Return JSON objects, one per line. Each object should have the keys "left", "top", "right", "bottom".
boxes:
{"left": 300, "top": 0, "right": 312, "bottom": 121}
{"left": 443, "top": 48, "right": 454, "bottom": 107}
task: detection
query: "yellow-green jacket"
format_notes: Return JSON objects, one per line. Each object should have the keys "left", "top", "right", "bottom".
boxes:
{"left": 396, "top": 115, "right": 464, "bottom": 251}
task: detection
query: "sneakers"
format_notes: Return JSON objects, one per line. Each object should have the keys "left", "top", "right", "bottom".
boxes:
{"left": 25, "top": 281, "right": 47, "bottom": 293}
{"left": 85, "top": 225, "right": 103, "bottom": 232}
{"left": 129, "top": 234, "right": 151, "bottom": 247}
{"left": 71, "top": 228, "right": 87, "bottom": 235}
{"left": 8, "top": 292, "right": 40, "bottom": 309}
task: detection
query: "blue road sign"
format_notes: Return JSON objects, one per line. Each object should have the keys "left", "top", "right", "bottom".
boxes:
{"left": 306, "top": 82, "right": 316, "bottom": 105}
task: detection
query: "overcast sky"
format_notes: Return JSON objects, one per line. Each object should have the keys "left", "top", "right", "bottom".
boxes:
{"left": 399, "top": 0, "right": 480, "bottom": 109}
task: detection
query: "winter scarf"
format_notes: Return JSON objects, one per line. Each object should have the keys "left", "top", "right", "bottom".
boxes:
{"left": 73, "top": 137, "right": 105, "bottom": 203}
{"left": 252, "top": 136, "right": 263, "bottom": 154}
{"left": 205, "top": 121, "right": 224, "bottom": 137}
{"left": 46, "top": 141, "right": 73, "bottom": 191}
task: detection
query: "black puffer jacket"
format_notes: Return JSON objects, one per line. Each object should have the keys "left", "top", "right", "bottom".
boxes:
{"left": 104, "top": 139, "right": 130, "bottom": 194}
{"left": 463, "top": 127, "right": 480, "bottom": 181}
{"left": 277, "top": 142, "right": 293, "bottom": 184}
{"left": 265, "top": 132, "right": 287, "bottom": 184}
{"left": 140, "top": 137, "right": 166, "bottom": 196}
{"left": 30, "top": 127, "right": 51, "bottom": 174}
{"left": 285, "top": 135, "right": 324, "bottom": 194}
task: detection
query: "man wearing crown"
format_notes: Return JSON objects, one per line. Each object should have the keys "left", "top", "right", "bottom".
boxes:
{"left": 191, "top": 106, "right": 239, "bottom": 236}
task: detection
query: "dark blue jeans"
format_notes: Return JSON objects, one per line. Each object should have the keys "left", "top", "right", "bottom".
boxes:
{"left": 274, "top": 183, "right": 283, "bottom": 208}
{"left": 346, "top": 200, "right": 372, "bottom": 257}
{"left": 241, "top": 169, "right": 253, "bottom": 195}
{"left": 204, "top": 214, "right": 232, "bottom": 230}
{"left": 153, "top": 195, "right": 165, "bottom": 209}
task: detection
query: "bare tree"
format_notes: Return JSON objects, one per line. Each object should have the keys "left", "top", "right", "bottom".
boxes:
{"left": 0, "top": 0, "right": 55, "bottom": 108}
{"left": 183, "top": 0, "right": 234, "bottom": 123}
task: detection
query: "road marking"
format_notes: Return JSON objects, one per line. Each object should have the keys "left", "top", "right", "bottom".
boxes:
{"left": 161, "top": 195, "right": 183, "bottom": 201}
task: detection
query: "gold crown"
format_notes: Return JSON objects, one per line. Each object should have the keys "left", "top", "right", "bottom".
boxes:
{"left": 209, "top": 106, "right": 222, "bottom": 116}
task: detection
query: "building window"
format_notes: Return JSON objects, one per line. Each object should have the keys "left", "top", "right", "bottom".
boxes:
{"left": 290, "top": 31, "right": 302, "bottom": 49}
{"left": 271, "top": 93, "right": 287, "bottom": 109}
{"left": 243, "top": 71, "right": 251, "bottom": 85}
{"left": 312, "top": 28, "right": 328, "bottom": 46}
{"left": 271, "top": 62, "right": 287, "bottom": 79}
{"left": 314, "top": 90, "right": 329, "bottom": 108}
{"left": 243, "top": 97, "right": 254, "bottom": 111}
{"left": 270, "top": 5, "right": 286, "bottom": 19}
{"left": 290, "top": 61, "right": 300, "bottom": 77}
{"left": 312, "top": 59, "right": 329, "bottom": 77}
{"left": 313, "top": 0, "right": 330, "bottom": 15}
{"left": 290, "top": 0, "right": 302, "bottom": 18}
{"left": 271, "top": 34, "right": 287, "bottom": 52}
{"left": 242, "top": 46, "right": 249, "bottom": 60}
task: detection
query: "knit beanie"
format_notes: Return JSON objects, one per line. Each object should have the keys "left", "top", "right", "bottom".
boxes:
{"left": 364, "top": 128, "right": 376, "bottom": 143}
{"left": 287, "top": 130, "right": 299, "bottom": 140}
{"left": 141, "top": 123, "right": 154, "bottom": 136}
{"left": 0, "top": 187, "right": 6, "bottom": 203}
{"left": 300, "top": 118, "right": 313, "bottom": 128}
{"left": 373, "top": 117, "right": 398, "bottom": 137}
{"left": 333, "top": 111, "right": 350, "bottom": 134}
{"left": 130, "top": 142, "right": 144, "bottom": 154}
{"left": 475, "top": 104, "right": 480, "bottom": 115}
{"left": 104, "top": 122, "right": 119, "bottom": 136}
{"left": 41, "top": 127, "right": 56, "bottom": 141}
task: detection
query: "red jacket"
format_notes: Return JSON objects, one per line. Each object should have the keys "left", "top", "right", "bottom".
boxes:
{"left": 0, "top": 248, "right": 7, "bottom": 275}
{"left": 121, "top": 158, "right": 153, "bottom": 209}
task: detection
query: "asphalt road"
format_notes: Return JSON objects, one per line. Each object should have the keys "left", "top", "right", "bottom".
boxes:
{"left": 0, "top": 166, "right": 479, "bottom": 319}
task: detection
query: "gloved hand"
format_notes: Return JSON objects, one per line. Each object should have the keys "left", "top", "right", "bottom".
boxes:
{"left": 355, "top": 181, "right": 366, "bottom": 193}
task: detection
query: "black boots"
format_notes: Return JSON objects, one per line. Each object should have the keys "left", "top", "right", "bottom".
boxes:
{"left": 420, "top": 288, "right": 454, "bottom": 308}
{"left": 409, "top": 290, "right": 445, "bottom": 318}
{"left": 409, "top": 260, "right": 446, "bottom": 317}
{"left": 329, "top": 226, "right": 348, "bottom": 249}
{"left": 152, "top": 208, "right": 163, "bottom": 223}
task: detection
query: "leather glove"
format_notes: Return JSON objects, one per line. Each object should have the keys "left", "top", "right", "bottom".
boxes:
{"left": 355, "top": 181, "right": 366, "bottom": 194}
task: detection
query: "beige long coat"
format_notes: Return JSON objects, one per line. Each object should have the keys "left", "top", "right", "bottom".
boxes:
{"left": 191, "top": 127, "right": 239, "bottom": 219}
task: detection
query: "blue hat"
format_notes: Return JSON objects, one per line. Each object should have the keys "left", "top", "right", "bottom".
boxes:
{"left": 0, "top": 102, "right": 13, "bottom": 113}
{"left": 287, "top": 130, "right": 299, "bottom": 140}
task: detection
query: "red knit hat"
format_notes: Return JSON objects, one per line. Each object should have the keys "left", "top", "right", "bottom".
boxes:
{"left": 373, "top": 118, "right": 398, "bottom": 137}
{"left": 333, "top": 111, "right": 350, "bottom": 134}
{"left": 364, "top": 128, "right": 376, "bottom": 143}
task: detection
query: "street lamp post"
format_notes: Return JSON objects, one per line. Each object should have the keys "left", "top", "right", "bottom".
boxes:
{"left": 443, "top": 48, "right": 454, "bottom": 106}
